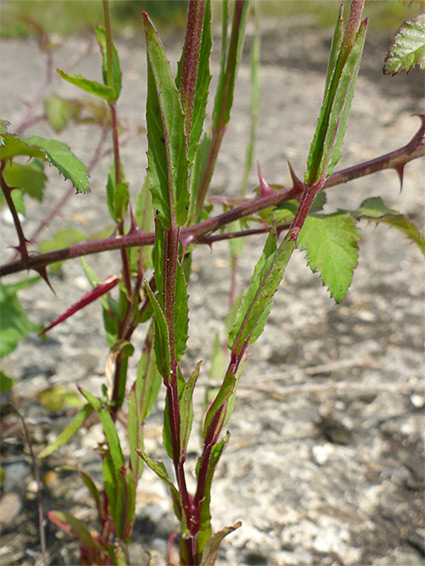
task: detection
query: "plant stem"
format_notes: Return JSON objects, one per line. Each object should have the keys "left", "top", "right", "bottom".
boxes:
{"left": 0, "top": 164, "right": 29, "bottom": 264}
{"left": 1, "top": 134, "right": 424, "bottom": 277}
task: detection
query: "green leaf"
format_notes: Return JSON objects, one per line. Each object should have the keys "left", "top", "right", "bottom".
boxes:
{"left": 0, "top": 281, "right": 38, "bottom": 357}
{"left": 38, "top": 403, "right": 92, "bottom": 458}
{"left": 114, "top": 467, "right": 136, "bottom": 541}
{"left": 80, "top": 388, "right": 124, "bottom": 476}
{"left": 47, "top": 511, "right": 104, "bottom": 551}
{"left": 174, "top": 259, "right": 189, "bottom": 361}
{"left": 212, "top": 0, "right": 250, "bottom": 129}
{"left": 144, "top": 13, "right": 189, "bottom": 228}
{"left": 144, "top": 281, "right": 170, "bottom": 380}
{"left": 136, "top": 325, "right": 162, "bottom": 423}
{"left": 384, "top": 14, "right": 425, "bottom": 75}
{"left": 298, "top": 212, "right": 361, "bottom": 303}
{"left": 199, "top": 521, "right": 242, "bottom": 566}
{"left": 0, "top": 120, "right": 9, "bottom": 135}
{"left": 57, "top": 69, "right": 116, "bottom": 102}
{"left": 349, "top": 197, "right": 425, "bottom": 257}
{"left": 44, "top": 95, "right": 75, "bottom": 133}
{"left": 27, "top": 136, "right": 90, "bottom": 193}
{"left": 129, "top": 177, "right": 153, "bottom": 274}
{"left": 136, "top": 450, "right": 182, "bottom": 521}
{"left": 106, "top": 163, "right": 129, "bottom": 223}
{"left": 179, "top": 362, "right": 201, "bottom": 455}
{"left": 0, "top": 370, "right": 15, "bottom": 394}
{"left": 128, "top": 325, "right": 162, "bottom": 479}
{"left": 241, "top": 0, "right": 261, "bottom": 195}
{"left": 39, "top": 226, "right": 87, "bottom": 255}
{"left": 2, "top": 161, "right": 47, "bottom": 201}
{"left": 95, "top": 25, "right": 122, "bottom": 99}
{"left": 202, "top": 359, "right": 244, "bottom": 442}
{"left": 306, "top": 12, "right": 367, "bottom": 184}
{"left": 196, "top": 435, "right": 229, "bottom": 558}
{"left": 182, "top": 0, "right": 212, "bottom": 166}
{"left": 38, "top": 386, "right": 83, "bottom": 412}
{"left": 228, "top": 230, "right": 296, "bottom": 355}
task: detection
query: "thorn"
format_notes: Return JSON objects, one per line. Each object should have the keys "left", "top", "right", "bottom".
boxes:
{"left": 287, "top": 161, "right": 304, "bottom": 198}
{"left": 128, "top": 204, "right": 142, "bottom": 235}
{"left": 39, "top": 275, "right": 119, "bottom": 335}
{"left": 180, "top": 233, "right": 195, "bottom": 256}
{"left": 35, "top": 266, "right": 56, "bottom": 295}
{"left": 257, "top": 162, "right": 275, "bottom": 197}
{"left": 410, "top": 113, "right": 425, "bottom": 147}
{"left": 394, "top": 164, "right": 405, "bottom": 193}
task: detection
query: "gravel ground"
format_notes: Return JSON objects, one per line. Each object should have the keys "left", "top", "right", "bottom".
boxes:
{"left": 1, "top": 12, "right": 424, "bottom": 566}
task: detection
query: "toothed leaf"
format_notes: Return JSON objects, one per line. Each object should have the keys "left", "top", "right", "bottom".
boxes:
{"left": 384, "top": 14, "right": 425, "bottom": 75}
{"left": 349, "top": 197, "right": 425, "bottom": 257}
{"left": 298, "top": 212, "right": 361, "bottom": 303}
{"left": 144, "top": 13, "right": 189, "bottom": 228}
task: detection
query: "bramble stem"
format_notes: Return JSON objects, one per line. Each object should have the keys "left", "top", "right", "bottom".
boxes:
{"left": 1, "top": 132, "right": 424, "bottom": 278}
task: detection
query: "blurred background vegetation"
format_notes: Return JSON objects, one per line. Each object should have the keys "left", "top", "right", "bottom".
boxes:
{"left": 0, "top": 0, "right": 421, "bottom": 39}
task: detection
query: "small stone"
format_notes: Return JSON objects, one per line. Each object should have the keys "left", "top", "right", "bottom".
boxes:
{"left": 410, "top": 394, "right": 425, "bottom": 409}
{"left": 312, "top": 443, "right": 335, "bottom": 465}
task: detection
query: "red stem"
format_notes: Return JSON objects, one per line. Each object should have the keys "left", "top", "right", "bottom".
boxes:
{"left": 1, "top": 134, "right": 424, "bottom": 278}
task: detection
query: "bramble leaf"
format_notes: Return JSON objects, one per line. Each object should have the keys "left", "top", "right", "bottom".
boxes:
{"left": 349, "top": 197, "right": 425, "bottom": 256}
{"left": 44, "top": 95, "right": 75, "bottom": 132}
{"left": 27, "top": 136, "right": 90, "bottom": 193}
{"left": 298, "top": 212, "right": 361, "bottom": 303}
{"left": 384, "top": 14, "right": 425, "bottom": 75}
{"left": 0, "top": 279, "right": 40, "bottom": 357}
{"left": 2, "top": 161, "right": 47, "bottom": 201}
{"left": 144, "top": 13, "right": 189, "bottom": 228}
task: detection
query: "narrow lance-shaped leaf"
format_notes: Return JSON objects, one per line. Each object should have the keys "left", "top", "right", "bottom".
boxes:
{"left": 188, "top": 0, "right": 212, "bottom": 165}
{"left": 297, "top": 212, "right": 361, "bottom": 303}
{"left": 199, "top": 520, "right": 242, "bottom": 566}
{"left": 47, "top": 511, "right": 104, "bottom": 552}
{"left": 79, "top": 388, "right": 124, "bottom": 476}
{"left": 306, "top": 5, "right": 367, "bottom": 184}
{"left": 95, "top": 25, "right": 122, "bottom": 98}
{"left": 144, "top": 280, "right": 170, "bottom": 380}
{"left": 114, "top": 467, "right": 136, "bottom": 541}
{"left": 228, "top": 230, "right": 296, "bottom": 356}
{"left": 384, "top": 14, "right": 425, "bottom": 75}
{"left": 38, "top": 403, "right": 92, "bottom": 458}
{"left": 196, "top": 435, "right": 230, "bottom": 558}
{"left": 143, "top": 13, "right": 189, "bottom": 228}
{"left": 57, "top": 69, "right": 117, "bottom": 102}
{"left": 179, "top": 361, "right": 201, "bottom": 456}
{"left": 241, "top": 0, "right": 261, "bottom": 195}
{"left": 212, "top": 0, "right": 250, "bottom": 129}
{"left": 136, "top": 449, "right": 182, "bottom": 521}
